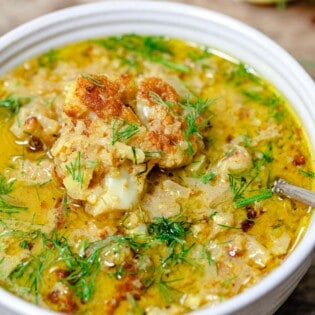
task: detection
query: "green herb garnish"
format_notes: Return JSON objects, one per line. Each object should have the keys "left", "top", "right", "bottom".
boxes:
{"left": 228, "top": 62, "right": 260, "bottom": 86}
{"left": 0, "top": 96, "right": 31, "bottom": 114}
{"left": 94, "top": 34, "right": 189, "bottom": 73}
{"left": 0, "top": 199, "right": 28, "bottom": 214}
{"left": 0, "top": 174, "right": 15, "bottom": 195}
{"left": 65, "top": 151, "right": 84, "bottom": 187}
{"left": 181, "top": 97, "right": 215, "bottom": 155}
{"left": 149, "top": 91, "right": 174, "bottom": 108}
{"left": 299, "top": 169, "right": 315, "bottom": 178}
{"left": 234, "top": 189, "right": 273, "bottom": 208}
{"left": 86, "top": 159, "right": 99, "bottom": 169}
{"left": 148, "top": 216, "right": 191, "bottom": 247}
{"left": 111, "top": 119, "right": 139, "bottom": 145}
{"left": 81, "top": 73, "right": 105, "bottom": 88}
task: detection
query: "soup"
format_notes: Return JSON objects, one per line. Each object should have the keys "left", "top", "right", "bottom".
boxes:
{"left": 0, "top": 34, "right": 313, "bottom": 314}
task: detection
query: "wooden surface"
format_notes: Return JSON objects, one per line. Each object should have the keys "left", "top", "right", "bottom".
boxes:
{"left": 0, "top": 0, "right": 314, "bottom": 314}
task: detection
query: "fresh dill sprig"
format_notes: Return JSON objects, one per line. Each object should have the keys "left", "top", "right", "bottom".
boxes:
{"left": 62, "top": 191, "right": 69, "bottom": 216}
{"left": 151, "top": 56, "right": 189, "bottom": 73}
{"left": 162, "top": 243, "right": 195, "bottom": 267}
{"left": 0, "top": 96, "right": 31, "bottom": 114}
{"left": 228, "top": 62, "right": 261, "bottom": 86}
{"left": 48, "top": 230, "right": 101, "bottom": 302}
{"left": 188, "top": 47, "right": 212, "bottom": 62}
{"left": 9, "top": 253, "right": 48, "bottom": 304}
{"left": 0, "top": 174, "right": 15, "bottom": 195}
{"left": 127, "top": 294, "right": 145, "bottom": 315}
{"left": 81, "top": 74, "right": 105, "bottom": 88}
{"left": 242, "top": 90, "right": 284, "bottom": 121}
{"left": 86, "top": 159, "right": 99, "bottom": 169}
{"left": 217, "top": 223, "right": 241, "bottom": 230}
{"left": 111, "top": 119, "right": 140, "bottom": 145}
{"left": 155, "top": 277, "right": 182, "bottom": 303}
{"left": 65, "top": 151, "right": 84, "bottom": 187}
{"left": 261, "top": 142, "right": 273, "bottom": 163}
{"left": 0, "top": 199, "right": 28, "bottom": 214}
{"left": 234, "top": 189, "right": 273, "bottom": 208}
{"left": 298, "top": 169, "right": 315, "bottom": 178}
{"left": 136, "top": 162, "right": 148, "bottom": 177}
{"left": 149, "top": 91, "right": 174, "bottom": 108}
{"left": 191, "top": 172, "right": 215, "bottom": 184}
{"left": 203, "top": 246, "right": 218, "bottom": 271}
{"left": 181, "top": 97, "right": 215, "bottom": 155}
{"left": 228, "top": 173, "right": 272, "bottom": 208}
{"left": 94, "top": 34, "right": 189, "bottom": 73}
{"left": 144, "top": 150, "right": 163, "bottom": 159}
{"left": 200, "top": 172, "right": 215, "bottom": 184}
{"left": 38, "top": 49, "right": 58, "bottom": 68}
{"left": 228, "top": 174, "right": 255, "bottom": 201}
{"left": 148, "top": 216, "right": 191, "bottom": 247}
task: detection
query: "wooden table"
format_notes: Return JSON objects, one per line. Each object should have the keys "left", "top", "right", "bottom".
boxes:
{"left": 1, "top": 0, "right": 315, "bottom": 314}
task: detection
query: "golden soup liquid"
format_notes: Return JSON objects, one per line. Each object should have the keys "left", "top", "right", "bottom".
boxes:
{"left": 0, "top": 35, "right": 313, "bottom": 315}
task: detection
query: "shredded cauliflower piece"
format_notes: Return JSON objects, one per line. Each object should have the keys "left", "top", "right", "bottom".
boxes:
{"left": 10, "top": 97, "right": 61, "bottom": 146}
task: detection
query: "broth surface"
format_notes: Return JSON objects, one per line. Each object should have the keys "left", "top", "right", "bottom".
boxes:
{"left": 0, "top": 35, "right": 313, "bottom": 315}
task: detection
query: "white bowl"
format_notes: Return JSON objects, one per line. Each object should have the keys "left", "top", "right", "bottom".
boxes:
{"left": 0, "top": 2, "right": 314, "bottom": 315}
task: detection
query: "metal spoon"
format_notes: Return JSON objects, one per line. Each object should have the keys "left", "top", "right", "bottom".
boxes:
{"left": 272, "top": 178, "right": 315, "bottom": 208}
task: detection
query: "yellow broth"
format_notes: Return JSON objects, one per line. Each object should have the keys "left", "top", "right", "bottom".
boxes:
{"left": 0, "top": 35, "right": 313, "bottom": 314}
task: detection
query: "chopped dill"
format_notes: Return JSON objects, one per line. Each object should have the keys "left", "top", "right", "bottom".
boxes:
{"left": 234, "top": 189, "right": 273, "bottom": 208}
{"left": 217, "top": 223, "right": 241, "bottom": 230}
{"left": 0, "top": 199, "right": 28, "bottom": 214}
{"left": 81, "top": 73, "right": 105, "bottom": 88}
{"left": 86, "top": 159, "right": 99, "bottom": 169}
{"left": 151, "top": 56, "right": 189, "bottom": 73}
{"left": 136, "top": 162, "right": 148, "bottom": 177}
{"left": 144, "top": 150, "right": 163, "bottom": 159}
{"left": 127, "top": 294, "right": 145, "bottom": 315}
{"left": 148, "top": 216, "right": 191, "bottom": 247}
{"left": 0, "top": 96, "right": 31, "bottom": 114}
{"left": 62, "top": 191, "right": 69, "bottom": 216}
{"left": 228, "top": 62, "right": 261, "bottom": 86}
{"left": 163, "top": 243, "right": 195, "bottom": 267}
{"left": 39, "top": 179, "right": 51, "bottom": 187}
{"left": 203, "top": 247, "right": 218, "bottom": 271}
{"left": 149, "top": 91, "right": 174, "bottom": 108}
{"left": 48, "top": 230, "right": 101, "bottom": 302}
{"left": 242, "top": 90, "right": 281, "bottom": 108}
{"left": 200, "top": 172, "right": 216, "bottom": 184}
{"left": 9, "top": 253, "right": 48, "bottom": 304}
{"left": 65, "top": 151, "right": 84, "bottom": 187}
{"left": 131, "top": 146, "right": 138, "bottom": 164}
{"left": 228, "top": 171, "right": 272, "bottom": 207}
{"left": 192, "top": 172, "right": 215, "bottom": 184}
{"left": 242, "top": 90, "right": 284, "bottom": 121}
{"left": 111, "top": 119, "right": 139, "bottom": 145}
{"left": 94, "top": 34, "right": 189, "bottom": 73}
{"left": 228, "top": 174, "right": 253, "bottom": 201}
{"left": 38, "top": 49, "right": 58, "bottom": 68}
{"left": 180, "top": 97, "right": 215, "bottom": 155}
{"left": 188, "top": 47, "right": 212, "bottom": 61}
{"left": 155, "top": 277, "right": 182, "bottom": 303}
{"left": 299, "top": 169, "right": 315, "bottom": 178}
{"left": 261, "top": 142, "right": 273, "bottom": 163}
{"left": 0, "top": 174, "right": 15, "bottom": 195}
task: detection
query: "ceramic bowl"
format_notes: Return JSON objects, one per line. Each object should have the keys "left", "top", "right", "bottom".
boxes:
{"left": 0, "top": 2, "right": 315, "bottom": 315}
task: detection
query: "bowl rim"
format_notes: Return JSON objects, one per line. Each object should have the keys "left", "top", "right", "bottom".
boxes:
{"left": 0, "top": 1, "right": 315, "bottom": 315}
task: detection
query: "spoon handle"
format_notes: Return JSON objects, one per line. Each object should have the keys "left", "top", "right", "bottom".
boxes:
{"left": 273, "top": 178, "right": 315, "bottom": 208}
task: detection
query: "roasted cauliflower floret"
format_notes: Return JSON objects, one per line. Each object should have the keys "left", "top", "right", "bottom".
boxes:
{"left": 52, "top": 74, "right": 207, "bottom": 216}
{"left": 137, "top": 77, "right": 204, "bottom": 168}
{"left": 10, "top": 98, "right": 61, "bottom": 147}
